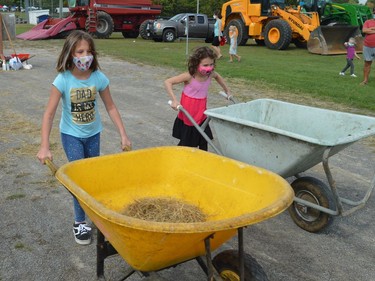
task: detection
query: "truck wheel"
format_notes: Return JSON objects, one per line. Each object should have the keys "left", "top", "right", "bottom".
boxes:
{"left": 288, "top": 176, "right": 336, "bottom": 233}
{"left": 139, "top": 20, "right": 153, "bottom": 40}
{"left": 264, "top": 19, "right": 292, "bottom": 50}
{"left": 90, "top": 11, "right": 114, "bottom": 39}
{"left": 122, "top": 31, "right": 139, "bottom": 38}
{"left": 162, "top": 29, "right": 176, "bottom": 42}
{"left": 224, "top": 18, "right": 248, "bottom": 46}
{"left": 213, "top": 250, "right": 269, "bottom": 281}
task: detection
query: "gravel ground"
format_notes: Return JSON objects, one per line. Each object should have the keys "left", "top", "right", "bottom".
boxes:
{"left": 0, "top": 46, "right": 374, "bottom": 281}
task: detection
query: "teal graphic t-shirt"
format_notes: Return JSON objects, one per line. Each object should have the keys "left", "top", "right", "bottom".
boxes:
{"left": 53, "top": 70, "right": 109, "bottom": 138}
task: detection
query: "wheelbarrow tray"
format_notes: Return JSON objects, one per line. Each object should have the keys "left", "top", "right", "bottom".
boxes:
{"left": 10, "top": 53, "right": 31, "bottom": 62}
{"left": 205, "top": 99, "right": 375, "bottom": 178}
{"left": 54, "top": 146, "right": 293, "bottom": 272}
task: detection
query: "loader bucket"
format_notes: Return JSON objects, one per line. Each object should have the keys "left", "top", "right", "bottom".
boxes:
{"left": 307, "top": 26, "right": 363, "bottom": 55}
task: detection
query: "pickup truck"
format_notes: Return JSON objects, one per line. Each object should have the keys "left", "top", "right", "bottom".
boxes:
{"left": 54, "top": 7, "right": 70, "bottom": 13}
{"left": 149, "top": 13, "right": 215, "bottom": 43}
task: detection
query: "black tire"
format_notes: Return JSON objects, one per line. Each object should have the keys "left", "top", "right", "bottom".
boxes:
{"left": 56, "top": 30, "right": 73, "bottom": 39}
{"left": 293, "top": 37, "right": 307, "bottom": 48}
{"left": 264, "top": 19, "right": 292, "bottom": 50}
{"left": 224, "top": 18, "right": 248, "bottom": 46}
{"left": 288, "top": 176, "right": 336, "bottom": 233}
{"left": 213, "top": 250, "right": 269, "bottom": 281}
{"left": 122, "top": 31, "right": 139, "bottom": 38}
{"left": 93, "top": 11, "right": 114, "bottom": 39}
{"left": 254, "top": 39, "right": 265, "bottom": 46}
{"left": 139, "top": 19, "right": 153, "bottom": 40}
{"left": 162, "top": 29, "right": 176, "bottom": 42}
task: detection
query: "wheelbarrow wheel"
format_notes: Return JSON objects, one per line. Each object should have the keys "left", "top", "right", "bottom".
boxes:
{"left": 288, "top": 176, "right": 335, "bottom": 233}
{"left": 213, "top": 249, "right": 269, "bottom": 281}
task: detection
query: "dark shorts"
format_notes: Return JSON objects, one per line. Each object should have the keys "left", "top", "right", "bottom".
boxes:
{"left": 172, "top": 117, "right": 213, "bottom": 151}
{"left": 212, "top": 36, "right": 220, "bottom": 47}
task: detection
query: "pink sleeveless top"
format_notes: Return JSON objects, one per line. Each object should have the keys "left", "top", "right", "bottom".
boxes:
{"left": 183, "top": 76, "right": 211, "bottom": 99}
{"left": 178, "top": 76, "right": 212, "bottom": 126}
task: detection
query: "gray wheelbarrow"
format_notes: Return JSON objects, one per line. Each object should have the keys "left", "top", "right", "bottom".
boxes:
{"left": 173, "top": 96, "right": 375, "bottom": 233}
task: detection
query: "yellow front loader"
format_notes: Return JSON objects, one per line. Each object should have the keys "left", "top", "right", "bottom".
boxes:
{"left": 221, "top": 0, "right": 362, "bottom": 54}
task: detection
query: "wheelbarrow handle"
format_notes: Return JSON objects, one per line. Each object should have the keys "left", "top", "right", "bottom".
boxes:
{"left": 167, "top": 100, "right": 222, "bottom": 155}
{"left": 44, "top": 158, "right": 58, "bottom": 176}
{"left": 218, "top": 91, "right": 236, "bottom": 104}
{"left": 167, "top": 100, "right": 182, "bottom": 110}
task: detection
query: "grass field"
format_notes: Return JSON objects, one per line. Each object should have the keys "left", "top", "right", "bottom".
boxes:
{"left": 13, "top": 24, "right": 375, "bottom": 114}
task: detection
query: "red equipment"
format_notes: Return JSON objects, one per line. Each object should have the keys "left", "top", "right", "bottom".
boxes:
{"left": 17, "top": 0, "right": 162, "bottom": 40}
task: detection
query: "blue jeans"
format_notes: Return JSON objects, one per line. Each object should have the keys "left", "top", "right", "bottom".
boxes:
{"left": 61, "top": 132, "right": 100, "bottom": 223}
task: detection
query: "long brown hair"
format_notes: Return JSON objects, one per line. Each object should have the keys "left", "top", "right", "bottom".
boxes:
{"left": 56, "top": 30, "right": 100, "bottom": 72}
{"left": 188, "top": 46, "right": 216, "bottom": 76}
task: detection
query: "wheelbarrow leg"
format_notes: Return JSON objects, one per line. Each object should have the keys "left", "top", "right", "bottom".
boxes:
{"left": 195, "top": 234, "right": 223, "bottom": 281}
{"left": 238, "top": 227, "right": 245, "bottom": 281}
{"left": 96, "top": 228, "right": 120, "bottom": 278}
{"left": 97, "top": 229, "right": 105, "bottom": 278}
{"left": 204, "top": 235, "right": 215, "bottom": 281}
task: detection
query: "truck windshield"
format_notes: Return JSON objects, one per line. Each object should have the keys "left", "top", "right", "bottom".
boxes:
{"left": 169, "top": 14, "right": 185, "bottom": 22}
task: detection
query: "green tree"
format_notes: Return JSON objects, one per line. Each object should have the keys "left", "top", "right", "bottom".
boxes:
{"left": 156, "top": 0, "right": 227, "bottom": 16}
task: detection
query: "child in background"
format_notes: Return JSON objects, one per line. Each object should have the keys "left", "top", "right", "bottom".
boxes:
{"left": 165, "top": 46, "right": 231, "bottom": 151}
{"left": 37, "top": 30, "right": 131, "bottom": 245}
{"left": 339, "top": 37, "right": 361, "bottom": 77}
{"left": 229, "top": 25, "right": 241, "bottom": 63}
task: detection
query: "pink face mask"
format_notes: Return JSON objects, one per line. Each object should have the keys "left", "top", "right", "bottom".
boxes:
{"left": 198, "top": 65, "right": 214, "bottom": 76}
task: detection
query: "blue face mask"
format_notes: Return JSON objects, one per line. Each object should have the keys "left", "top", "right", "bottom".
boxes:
{"left": 348, "top": 43, "right": 355, "bottom": 47}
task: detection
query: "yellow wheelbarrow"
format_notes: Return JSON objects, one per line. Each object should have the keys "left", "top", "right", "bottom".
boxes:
{"left": 47, "top": 146, "right": 293, "bottom": 280}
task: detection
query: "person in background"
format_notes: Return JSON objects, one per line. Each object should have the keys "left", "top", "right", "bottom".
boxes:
{"left": 361, "top": 17, "right": 375, "bottom": 85}
{"left": 228, "top": 25, "right": 241, "bottom": 63}
{"left": 37, "top": 30, "right": 131, "bottom": 245}
{"left": 165, "top": 46, "right": 231, "bottom": 151}
{"left": 339, "top": 37, "right": 360, "bottom": 77}
{"left": 211, "top": 10, "right": 223, "bottom": 59}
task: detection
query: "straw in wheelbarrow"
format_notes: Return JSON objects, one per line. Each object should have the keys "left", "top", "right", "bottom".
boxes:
{"left": 123, "top": 197, "right": 207, "bottom": 223}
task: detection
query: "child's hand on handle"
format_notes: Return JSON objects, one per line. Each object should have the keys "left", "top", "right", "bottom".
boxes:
{"left": 219, "top": 91, "right": 233, "bottom": 100}
{"left": 168, "top": 100, "right": 180, "bottom": 111}
{"left": 37, "top": 148, "right": 53, "bottom": 164}
{"left": 121, "top": 137, "right": 132, "bottom": 152}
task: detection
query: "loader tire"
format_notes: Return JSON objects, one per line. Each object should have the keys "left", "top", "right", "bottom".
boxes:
{"left": 264, "top": 19, "right": 292, "bottom": 50}
{"left": 293, "top": 38, "right": 307, "bottom": 48}
{"left": 224, "top": 18, "right": 248, "bottom": 46}
{"left": 255, "top": 39, "right": 265, "bottom": 46}
{"left": 87, "top": 11, "right": 113, "bottom": 39}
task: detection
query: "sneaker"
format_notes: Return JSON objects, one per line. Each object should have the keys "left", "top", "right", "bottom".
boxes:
{"left": 351, "top": 74, "right": 357, "bottom": 77}
{"left": 73, "top": 223, "right": 92, "bottom": 245}
{"left": 339, "top": 72, "right": 345, "bottom": 76}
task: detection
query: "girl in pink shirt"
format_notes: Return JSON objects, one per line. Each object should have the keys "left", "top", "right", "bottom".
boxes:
{"left": 165, "top": 46, "right": 231, "bottom": 150}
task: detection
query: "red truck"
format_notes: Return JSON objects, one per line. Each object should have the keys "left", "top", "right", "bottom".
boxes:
{"left": 17, "top": 0, "right": 162, "bottom": 40}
